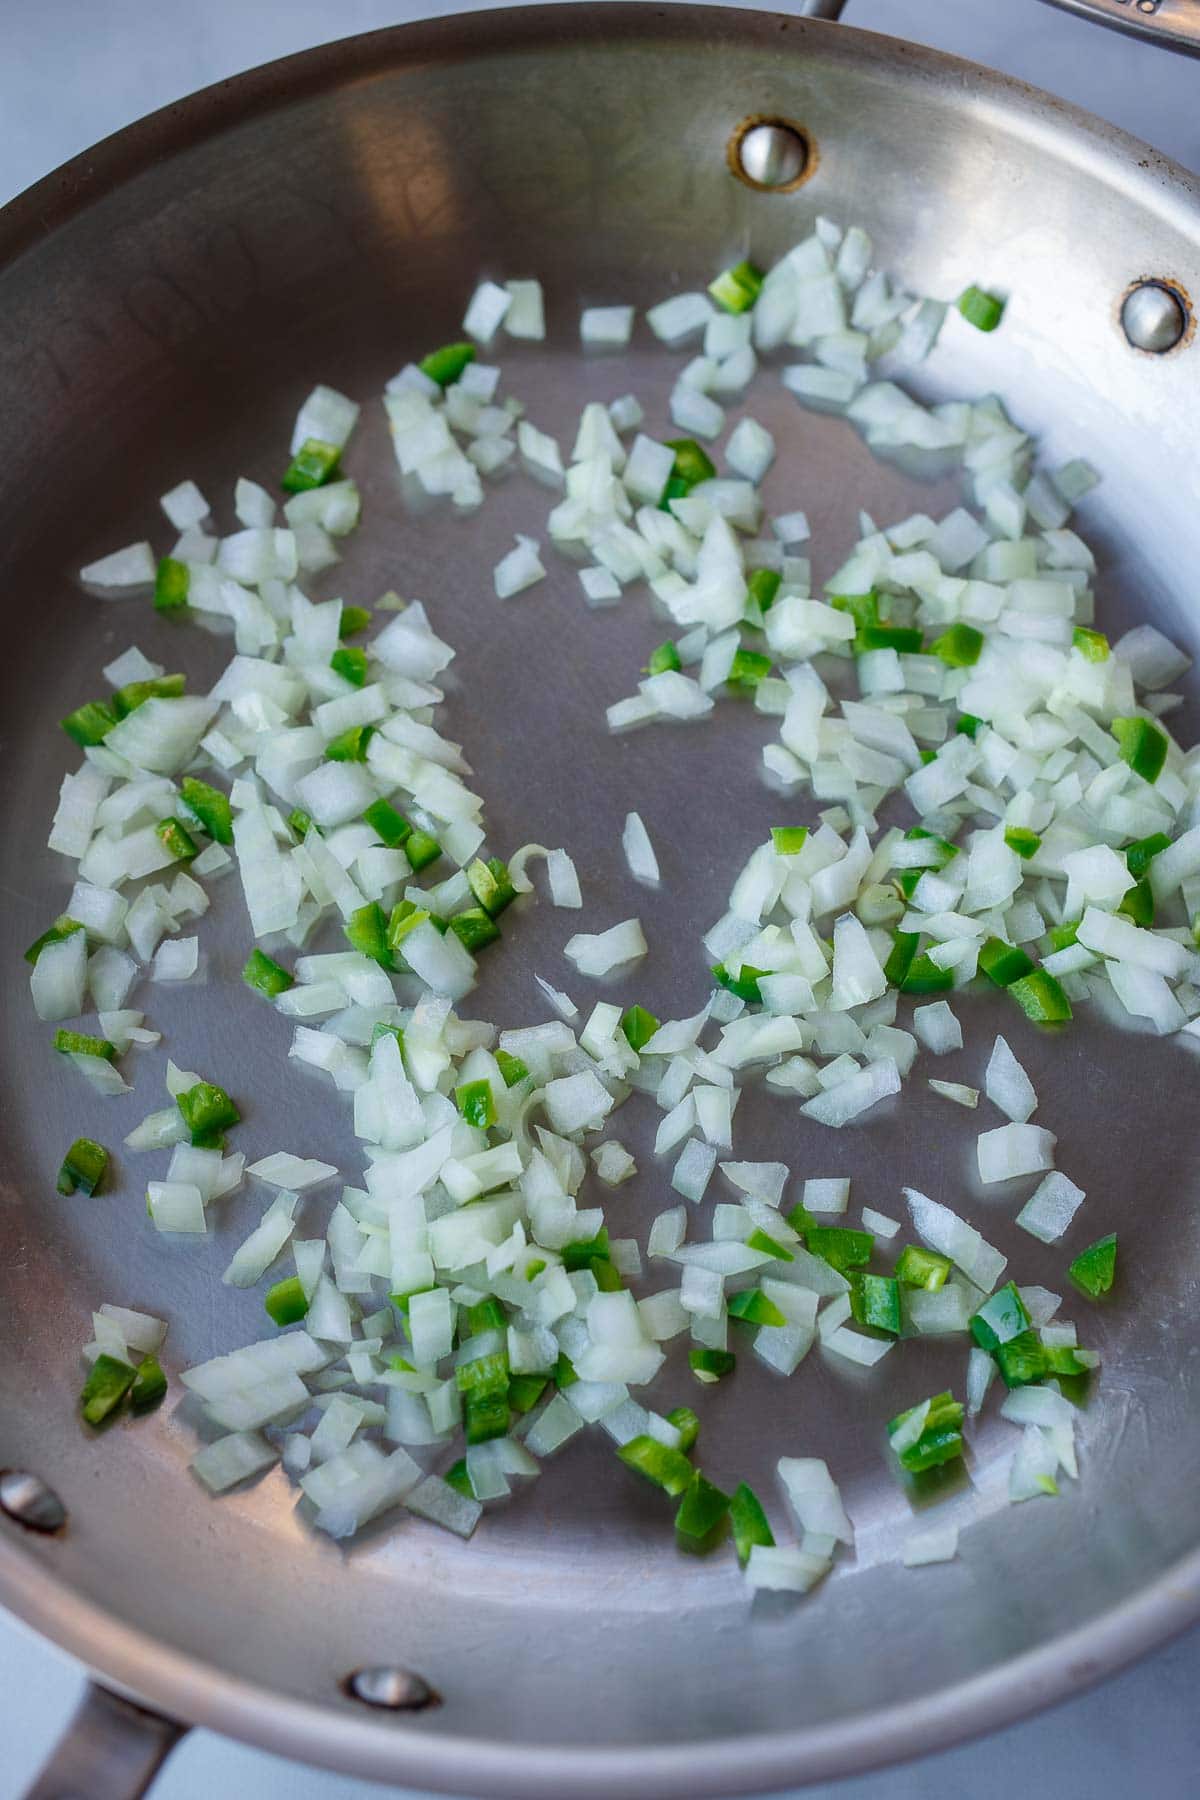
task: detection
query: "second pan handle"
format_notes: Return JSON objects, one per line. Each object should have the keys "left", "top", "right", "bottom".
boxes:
{"left": 796, "top": 0, "right": 1200, "bottom": 56}
{"left": 22, "top": 1681, "right": 186, "bottom": 1800}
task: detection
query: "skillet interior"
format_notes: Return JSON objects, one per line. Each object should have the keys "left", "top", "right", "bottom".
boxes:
{"left": 1, "top": 8, "right": 1199, "bottom": 1794}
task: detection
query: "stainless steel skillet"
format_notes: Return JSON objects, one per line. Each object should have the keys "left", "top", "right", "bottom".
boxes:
{"left": 2, "top": 3, "right": 1200, "bottom": 1795}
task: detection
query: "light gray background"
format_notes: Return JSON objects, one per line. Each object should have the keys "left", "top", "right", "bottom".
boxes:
{"left": 3, "top": 1, "right": 1199, "bottom": 1796}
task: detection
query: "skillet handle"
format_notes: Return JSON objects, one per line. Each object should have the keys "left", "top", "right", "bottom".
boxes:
{"left": 810, "top": 0, "right": 1200, "bottom": 53}
{"left": 1037, "top": 0, "right": 1200, "bottom": 55}
{"left": 22, "top": 1681, "right": 186, "bottom": 1800}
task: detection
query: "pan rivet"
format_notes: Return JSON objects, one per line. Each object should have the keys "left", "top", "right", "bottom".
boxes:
{"left": 735, "top": 122, "right": 809, "bottom": 189}
{"left": 345, "top": 1666, "right": 440, "bottom": 1712}
{"left": 0, "top": 1470, "right": 67, "bottom": 1533}
{"left": 1122, "top": 281, "right": 1187, "bottom": 353}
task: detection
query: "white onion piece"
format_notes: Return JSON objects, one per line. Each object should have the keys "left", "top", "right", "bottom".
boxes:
{"left": 976, "top": 1124, "right": 1057, "bottom": 1185}
{"left": 192, "top": 1432, "right": 278, "bottom": 1493}
{"left": 125, "top": 1107, "right": 188, "bottom": 1152}
{"left": 247, "top": 1153, "right": 338, "bottom": 1191}
{"left": 543, "top": 1071, "right": 614, "bottom": 1135}
{"left": 646, "top": 293, "right": 713, "bottom": 344}
{"left": 98, "top": 1304, "right": 167, "bottom": 1354}
{"left": 147, "top": 1181, "right": 206, "bottom": 1234}
{"left": 778, "top": 1458, "right": 854, "bottom": 1544}
{"left": 290, "top": 385, "right": 359, "bottom": 454}
{"left": 985, "top": 1036, "right": 1037, "bottom": 1123}
{"left": 672, "top": 1138, "right": 717, "bottom": 1203}
{"left": 906, "top": 1287, "right": 973, "bottom": 1334}
{"left": 622, "top": 811, "right": 660, "bottom": 885}
{"left": 905, "top": 1188, "right": 1007, "bottom": 1292}
{"left": 1008, "top": 1425, "right": 1061, "bottom": 1504}
{"left": 104, "top": 697, "right": 214, "bottom": 775}
{"left": 160, "top": 480, "right": 210, "bottom": 530}
{"left": 80, "top": 542, "right": 156, "bottom": 589}
{"left": 69, "top": 1053, "right": 131, "bottom": 1096}
{"left": 152, "top": 937, "right": 199, "bottom": 982}
{"left": 223, "top": 1191, "right": 300, "bottom": 1287}
{"left": 912, "top": 1001, "right": 962, "bottom": 1054}
{"left": 967, "top": 1345, "right": 995, "bottom": 1417}
{"left": 902, "top": 1526, "right": 959, "bottom": 1567}
{"left": 1016, "top": 1172, "right": 1086, "bottom": 1243}
{"left": 494, "top": 535, "right": 546, "bottom": 598}
{"left": 800, "top": 1058, "right": 899, "bottom": 1127}
{"left": 804, "top": 1178, "right": 849, "bottom": 1215}
{"left": 929, "top": 1080, "right": 978, "bottom": 1108}
{"left": 1077, "top": 906, "right": 1192, "bottom": 978}
{"left": 314, "top": 1448, "right": 423, "bottom": 1539}
{"left": 49, "top": 763, "right": 110, "bottom": 858}
{"left": 745, "top": 1544, "right": 831, "bottom": 1593}
{"left": 545, "top": 848, "right": 582, "bottom": 909}
{"left": 592, "top": 1141, "right": 636, "bottom": 1185}
{"left": 563, "top": 917, "right": 647, "bottom": 977}
{"left": 401, "top": 920, "right": 475, "bottom": 999}
{"left": 581, "top": 305, "right": 635, "bottom": 347}
{"left": 30, "top": 931, "right": 87, "bottom": 1022}
{"left": 166, "top": 1145, "right": 223, "bottom": 1203}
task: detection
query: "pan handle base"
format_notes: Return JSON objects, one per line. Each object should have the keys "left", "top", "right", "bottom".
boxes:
{"left": 22, "top": 1680, "right": 186, "bottom": 1800}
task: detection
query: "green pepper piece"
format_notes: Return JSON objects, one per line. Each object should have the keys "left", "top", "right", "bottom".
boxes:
{"left": 1111, "top": 716, "right": 1168, "bottom": 784}
{"left": 449, "top": 907, "right": 501, "bottom": 953}
{"left": 849, "top": 1272, "right": 902, "bottom": 1335}
{"left": 620, "top": 1005, "right": 660, "bottom": 1052}
{"left": 956, "top": 285, "right": 1005, "bottom": 332}
{"left": 708, "top": 260, "right": 764, "bottom": 313}
{"left": 81, "top": 1353, "right": 136, "bottom": 1427}
{"left": 346, "top": 901, "right": 394, "bottom": 968}
{"left": 674, "top": 1472, "right": 731, "bottom": 1552}
{"left": 1008, "top": 969, "right": 1072, "bottom": 1023}
{"left": 56, "top": 1137, "right": 109, "bottom": 1196}
{"left": 894, "top": 1245, "right": 951, "bottom": 1291}
{"left": 1068, "top": 1233, "right": 1117, "bottom": 1299}
{"left": 495, "top": 1049, "right": 529, "bottom": 1088}
{"left": 130, "top": 1354, "right": 168, "bottom": 1413}
{"left": 969, "top": 1280, "right": 1031, "bottom": 1352}
{"left": 418, "top": 342, "right": 476, "bottom": 387}
{"left": 25, "top": 916, "right": 84, "bottom": 965}
{"left": 330, "top": 645, "right": 368, "bottom": 687}
{"left": 154, "top": 556, "right": 191, "bottom": 612}
{"left": 978, "top": 936, "right": 1035, "bottom": 988}
{"left": 242, "top": 947, "right": 293, "bottom": 997}
{"left": 455, "top": 1078, "right": 496, "bottom": 1130}
{"left": 644, "top": 640, "right": 682, "bottom": 675}
{"left": 282, "top": 437, "right": 341, "bottom": 493}
{"left": 325, "top": 724, "right": 374, "bottom": 762}
{"left": 176, "top": 1081, "right": 240, "bottom": 1147}
{"left": 729, "top": 1482, "right": 774, "bottom": 1565}
{"left": 618, "top": 1435, "right": 694, "bottom": 1496}
{"left": 61, "top": 700, "right": 116, "bottom": 747}
{"left": 180, "top": 776, "right": 234, "bottom": 845}
{"left": 887, "top": 1391, "right": 965, "bottom": 1473}
{"left": 727, "top": 1288, "right": 788, "bottom": 1329}
{"left": 665, "top": 1406, "right": 700, "bottom": 1454}
{"left": 689, "top": 1347, "right": 735, "bottom": 1384}
{"left": 712, "top": 961, "right": 765, "bottom": 1003}
{"left": 265, "top": 1276, "right": 310, "bottom": 1326}
{"left": 806, "top": 1226, "right": 873, "bottom": 1273}
{"left": 932, "top": 622, "right": 984, "bottom": 667}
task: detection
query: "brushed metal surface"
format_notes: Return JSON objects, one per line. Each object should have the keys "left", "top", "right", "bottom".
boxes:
{"left": 1, "top": 6, "right": 1199, "bottom": 1795}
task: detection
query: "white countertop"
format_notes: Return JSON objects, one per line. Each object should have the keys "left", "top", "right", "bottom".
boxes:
{"left": 3, "top": 3, "right": 1198, "bottom": 1796}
